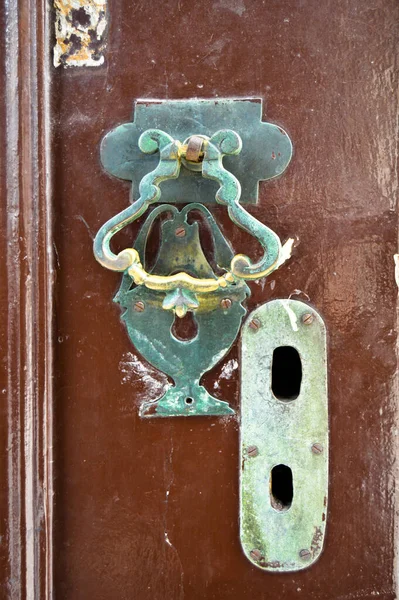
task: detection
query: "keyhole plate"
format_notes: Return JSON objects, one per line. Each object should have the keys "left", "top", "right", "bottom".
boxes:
{"left": 240, "top": 300, "right": 328, "bottom": 572}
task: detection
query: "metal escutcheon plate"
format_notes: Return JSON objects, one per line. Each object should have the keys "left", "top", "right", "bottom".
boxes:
{"left": 240, "top": 299, "right": 328, "bottom": 572}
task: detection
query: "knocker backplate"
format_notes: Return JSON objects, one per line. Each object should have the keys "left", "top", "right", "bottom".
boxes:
{"left": 100, "top": 98, "right": 292, "bottom": 205}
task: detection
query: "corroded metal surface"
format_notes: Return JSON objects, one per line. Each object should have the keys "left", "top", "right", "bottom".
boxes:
{"left": 94, "top": 119, "right": 292, "bottom": 417}
{"left": 240, "top": 300, "right": 328, "bottom": 572}
{"left": 115, "top": 204, "right": 249, "bottom": 417}
{"left": 94, "top": 128, "right": 290, "bottom": 312}
{"left": 100, "top": 98, "right": 292, "bottom": 204}
{"left": 54, "top": 0, "right": 107, "bottom": 67}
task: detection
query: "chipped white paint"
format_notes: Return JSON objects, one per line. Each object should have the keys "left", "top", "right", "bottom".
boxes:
{"left": 276, "top": 237, "right": 295, "bottom": 269}
{"left": 279, "top": 299, "right": 299, "bottom": 331}
{"left": 220, "top": 358, "right": 238, "bottom": 379}
{"left": 253, "top": 239, "right": 294, "bottom": 291}
{"left": 394, "top": 254, "right": 399, "bottom": 290}
{"left": 119, "top": 352, "right": 170, "bottom": 401}
{"left": 213, "top": 358, "right": 238, "bottom": 390}
{"left": 54, "top": 0, "right": 107, "bottom": 67}
{"left": 289, "top": 288, "right": 310, "bottom": 301}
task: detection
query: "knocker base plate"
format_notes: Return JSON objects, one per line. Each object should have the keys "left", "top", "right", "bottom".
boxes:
{"left": 115, "top": 204, "right": 250, "bottom": 418}
{"left": 140, "top": 383, "right": 234, "bottom": 418}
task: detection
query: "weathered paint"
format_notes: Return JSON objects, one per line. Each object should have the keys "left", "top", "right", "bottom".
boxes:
{"left": 5, "top": 0, "right": 395, "bottom": 597}
{"left": 240, "top": 299, "right": 328, "bottom": 572}
{"left": 54, "top": 0, "right": 107, "bottom": 67}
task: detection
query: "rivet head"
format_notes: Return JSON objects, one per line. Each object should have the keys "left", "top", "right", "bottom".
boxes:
{"left": 133, "top": 301, "right": 145, "bottom": 312}
{"left": 311, "top": 443, "right": 324, "bottom": 455}
{"left": 302, "top": 313, "right": 314, "bottom": 325}
{"left": 246, "top": 445, "right": 259, "bottom": 458}
{"left": 175, "top": 226, "right": 186, "bottom": 238}
{"left": 250, "top": 549, "right": 263, "bottom": 561}
{"left": 220, "top": 298, "right": 232, "bottom": 309}
{"left": 299, "top": 548, "right": 311, "bottom": 560}
{"left": 249, "top": 318, "right": 261, "bottom": 331}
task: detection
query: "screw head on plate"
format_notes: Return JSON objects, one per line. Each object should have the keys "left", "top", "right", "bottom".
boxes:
{"left": 249, "top": 318, "right": 261, "bottom": 331}
{"left": 311, "top": 443, "right": 324, "bottom": 455}
{"left": 302, "top": 313, "right": 314, "bottom": 325}
{"left": 133, "top": 301, "right": 145, "bottom": 312}
{"left": 299, "top": 548, "right": 311, "bottom": 560}
{"left": 220, "top": 298, "right": 232, "bottom": 309}
{"left": 246, "top": 445, "right": 259, "bottom": 458}
{"left": 175, "top": 226, "right": 186, "bottom": 238}
{"left": 250, "top": 549, "right": 263, "bottom": 561}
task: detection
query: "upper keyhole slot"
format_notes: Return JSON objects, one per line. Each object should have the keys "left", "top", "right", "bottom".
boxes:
{"left": 272, "top": 346, "right": 302, "bottom": 401}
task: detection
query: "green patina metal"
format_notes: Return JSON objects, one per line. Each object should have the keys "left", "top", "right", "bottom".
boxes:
{"left": 93, "top": 101, "right": 294, "bottom": 420}
{"left": 94, "top": 127, "right": 286, "bottom": 294}
{"left": 114, "top": 204, "right": 249, "bottom": 417}
{"left": 240, "top": 300, "right": 328, "bottom": 571}
{"left": 93, "top": 100, "right": 330, "bottom": 572}
{"left": 100, "top": 98, "right": 292, "bottom": 205}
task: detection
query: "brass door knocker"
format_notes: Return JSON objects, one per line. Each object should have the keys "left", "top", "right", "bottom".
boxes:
{"left": 94, "top": 103, "right": 293, "bottom": 417}
{"left": 93, "top": 98, "right": 328, "bottom": 574}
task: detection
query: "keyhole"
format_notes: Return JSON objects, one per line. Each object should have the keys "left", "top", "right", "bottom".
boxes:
{"left": 271, "top": 346, "right": 302, "bottom": 400}
{"left": 171, "top": 312, "right": 198, "bottom": 341}
{"left": 270, "top": 464, "right": 293, "bottom": 511}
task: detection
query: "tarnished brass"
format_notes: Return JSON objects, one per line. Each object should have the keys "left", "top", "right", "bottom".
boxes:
{"left": 93, "top": 101, "right": 296, "bottom": 419}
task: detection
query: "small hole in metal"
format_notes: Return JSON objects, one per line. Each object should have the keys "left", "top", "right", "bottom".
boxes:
{"left": 171, "top": 312, "right": 198, "bottom": 341}
{"left": 270, "top": 464, "right": 293, "bottom": 511}
{"left": 272, "top": 346, "right": 302, "bottom": 400}
{"left": 185, "top": 397, "right": 194, "bottom": 405}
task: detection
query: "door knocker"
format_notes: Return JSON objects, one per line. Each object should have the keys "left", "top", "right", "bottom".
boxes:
{"left": 93, "top": 99, "right": 328, "bottom": 572}
{"left": 94, "top": 100, "right": 293, "bottom": 417}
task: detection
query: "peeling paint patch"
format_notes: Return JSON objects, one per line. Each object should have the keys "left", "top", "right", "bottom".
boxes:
{"left": 276, "top": 237, "right": 295, "bottom": 269}
{"left": 54, "top": 0, "right": 107, "bottom": 68}
{"left": 213, "top": 358, "right": 238, "bottom": 390}
{"left": 119, "top": 352, "right": 171, "bottom": 402}
{"left": 394, "top": 254, "right": 399, "bottom": 290}
{"left": 279, "top": 299, "right": 299, "bottom": 332}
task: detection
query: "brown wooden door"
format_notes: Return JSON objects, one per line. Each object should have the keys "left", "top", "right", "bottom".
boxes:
{"left": 1, "top": 1, "right": 398, "bottom": 598}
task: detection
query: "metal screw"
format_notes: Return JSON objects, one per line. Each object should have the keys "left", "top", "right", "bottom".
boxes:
{"left": 299, "top": 548, "right": 311, "bottom": 560}
{"left": 250, "top": 549, "right": 263, "bottom": 561}
{"left": 246, "top": 445, "right": 259, "bottom": 458}
{"left": 175, "top": 226, "right": 186, "bottom": 238}
{"left": 302, "top": 313, "right": 314, "bottom": 325}
{"left": 220, "top": 298, "right": 232, "bottom": 309}
{"left": 133, "top": 301, "right": 145, "bottom": 312}
{"left": 249, "top": 318, "right": 261, "bottom": 331}
{"left": 311, "top": 443, "right": 324, "bottom": 455}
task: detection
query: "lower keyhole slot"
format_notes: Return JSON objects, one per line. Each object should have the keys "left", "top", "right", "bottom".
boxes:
{"left": 270, "top": 464, "right": 293, "bottom": 512}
